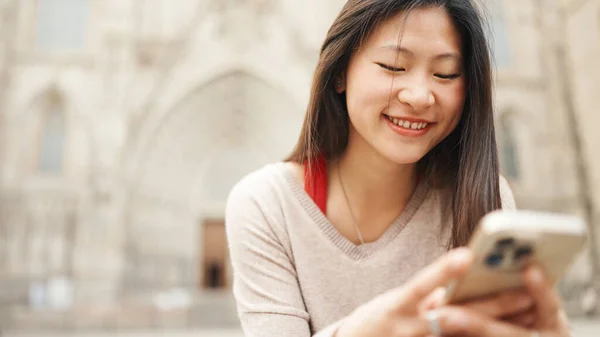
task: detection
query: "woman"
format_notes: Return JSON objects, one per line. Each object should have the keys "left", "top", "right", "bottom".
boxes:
{"left": 225, "top": 1, "right": 572, "bottom": 336}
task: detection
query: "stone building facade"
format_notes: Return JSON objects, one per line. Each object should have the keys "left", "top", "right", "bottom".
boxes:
{"left": 0, "top": 0, "right": 598, "bottom": 331}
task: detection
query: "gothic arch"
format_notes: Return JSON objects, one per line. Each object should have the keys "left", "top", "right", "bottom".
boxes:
{"left": 122, "top": 71, "right": 303, "bottom": 290}
{"left": 123, "top": 67, "right": 303, "bottom": 176}
{"left": 488, "top": 0, "right": 513, "bottom": 68}
{"left": 128, "top": 70, "right": 301, "bottom": 204}
{"left": 9, "top": 86, "right": 94, "bottom": 179}
{"left": 37, "top": 94, "right": 66, "bottom": 173}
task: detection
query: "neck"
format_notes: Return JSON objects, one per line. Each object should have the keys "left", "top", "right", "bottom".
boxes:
{"left": 334, "top": 132, "right": 418, "bottom": 217}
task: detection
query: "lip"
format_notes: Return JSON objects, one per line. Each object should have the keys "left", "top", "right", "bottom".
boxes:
{"left": 383, "top": 114, "right": 433, "bottom": 137}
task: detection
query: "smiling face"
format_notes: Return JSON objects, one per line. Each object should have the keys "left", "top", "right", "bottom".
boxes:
{"left": 337, "top": 6, "right": 466, "bottom": 165}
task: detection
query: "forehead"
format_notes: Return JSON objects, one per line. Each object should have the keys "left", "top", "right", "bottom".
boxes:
{"left": 363, "top": 7, "right": 462, "bottom": 56}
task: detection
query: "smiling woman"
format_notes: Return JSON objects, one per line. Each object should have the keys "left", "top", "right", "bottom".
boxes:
{"left": 338, "top": 7, "right": 466, "bottom": 166}
{"left": 225, "top": 1, "right": 573, "bottom": 337}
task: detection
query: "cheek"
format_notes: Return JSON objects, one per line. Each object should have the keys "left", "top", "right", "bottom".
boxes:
{"left": 439, "top": 83, "right": 466, "bottom": 124}
{"left": 346, "top": 67, "right": 392, "bottom": 114}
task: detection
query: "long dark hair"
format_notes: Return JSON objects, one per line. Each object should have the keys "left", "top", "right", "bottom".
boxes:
{"left": 287, "top": 0, "right": 501, "bottom": 248}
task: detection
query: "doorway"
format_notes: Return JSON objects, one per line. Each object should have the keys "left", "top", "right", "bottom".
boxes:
{"left": 201, "top": 218, "right": 228, "bottom": 290}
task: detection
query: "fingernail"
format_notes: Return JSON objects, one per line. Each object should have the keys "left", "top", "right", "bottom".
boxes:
{"left": 530, "top": 268, "right": 544, "bottom": 283}
{"left": 451, "top": 249, "right": 472, "bottom": 263}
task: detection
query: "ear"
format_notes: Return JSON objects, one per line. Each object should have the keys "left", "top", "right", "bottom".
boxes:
{"left": 335, "top": 75, "right": 346, "bottom": 93}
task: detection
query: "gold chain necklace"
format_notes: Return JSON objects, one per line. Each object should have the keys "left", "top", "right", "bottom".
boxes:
{"left": 337, "top": 164, "right": 366, "bottom": 246}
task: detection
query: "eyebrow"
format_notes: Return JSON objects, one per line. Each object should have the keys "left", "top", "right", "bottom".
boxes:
{"left": 378, "top": 44, "right": 461, "bottom": 61}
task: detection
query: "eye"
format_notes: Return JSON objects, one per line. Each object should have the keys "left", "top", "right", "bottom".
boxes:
{"left": 376, "top": 63, "right": 405, "bottom": 72}
{"left": 435, "top": 73, "right": 461, "bottom": 80}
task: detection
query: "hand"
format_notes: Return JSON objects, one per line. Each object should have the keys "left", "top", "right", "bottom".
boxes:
{"left": 335, "top": 248, "right": 550, "bottom": 337}
{"left": 335, "top": 248, "right": 475, "bottom": 337}
{"left": 416, "top": 265, "right": 571, "bottom": 337}
{"left": 522, "top": 265, "right": 571, "bottom": 336}
{"left": 420, "top": 287, "right": 535, "bottom": 327}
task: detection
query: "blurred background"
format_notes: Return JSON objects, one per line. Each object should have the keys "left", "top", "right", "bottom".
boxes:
{"left": 0, "top": 0, "right": 599, "bottom": 336}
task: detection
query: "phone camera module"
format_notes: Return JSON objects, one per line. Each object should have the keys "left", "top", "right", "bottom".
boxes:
{"left": 485, "top": 252, "right": 504, "bottom": 268}
{"left": 514, "top": 245, "right": 534, "bottom": 261}
{"left": 495, "top": 238, "right": 516, "bottom": 249}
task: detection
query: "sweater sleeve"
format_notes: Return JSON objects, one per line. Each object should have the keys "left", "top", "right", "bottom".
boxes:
{"left": 499, "top": 175, "right": 517, "bottom": 210}
{"left": 225, "top": 175, "right": 342, "bottom": 337}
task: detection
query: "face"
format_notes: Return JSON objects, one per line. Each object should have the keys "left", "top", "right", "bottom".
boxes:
{"left": 337, "top": 7, "right": 466, "bottom": 165}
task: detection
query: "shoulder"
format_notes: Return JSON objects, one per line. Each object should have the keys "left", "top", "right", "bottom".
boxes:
{"left": 228, "top": 161, "right": 302, "bottom": 198}
{"left": 499, "top": 175, "right": 517, "bottom": 210}
{"left": 225, "top": 161, "right": 302, "bottom": 225}
{"left": 285, "top": 161, "right": 305, "bottom": 187}
{"left": 227, "top": 162, "right": 288, "bottom": 207}
{"left": 225, "top": 162, "right": 298, "bottom": 253}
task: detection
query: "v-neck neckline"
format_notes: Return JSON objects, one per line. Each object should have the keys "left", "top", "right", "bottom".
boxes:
{"left": 279, "top": 162, "right": 430, "bottom": 261}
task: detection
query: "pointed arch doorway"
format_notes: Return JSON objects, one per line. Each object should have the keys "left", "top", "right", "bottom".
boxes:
{"left": 123, "top": 71, "right": 303, "bottom": 296}
{"left": 201, "top": 217, "right": 227, "bottom": 290}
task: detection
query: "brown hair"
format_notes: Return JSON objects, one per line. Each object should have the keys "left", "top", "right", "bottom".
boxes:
{"left": 287, "top": 0, "right": 502, "bottom": 248}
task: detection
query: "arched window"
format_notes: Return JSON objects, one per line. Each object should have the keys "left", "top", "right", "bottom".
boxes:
{"left": 488, "top": 0, "right": 512, "bottom": 68}
{"left": 36, "top": 0, "right": 90, "bottom": 50}
{"left": 499, "top": 116, "right": 520, "bottom": 180}
{"left": 37, "top": 103, "right": 65, "bottom": 173}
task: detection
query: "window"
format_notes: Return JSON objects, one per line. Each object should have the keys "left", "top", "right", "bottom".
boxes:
{"left": 36, "top": 0, "right": 90, "bottom": 50}
{"left": 38, "top": 107, "right": 65, "bottom": 173}
{"left": 488, "top": 0, "right": 512, "bottom": 67}
{"left": 499, "top": 117, "right": 520, "bottom": 180}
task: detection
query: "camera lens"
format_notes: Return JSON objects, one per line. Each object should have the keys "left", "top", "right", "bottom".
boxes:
{"left": 496, "top": 238, "right": 516, "bottom": 249}
{"left": 485, "top": 252, "right": 504, "bottom": 267}
{"left": 514, "top": 245, "right": 534, "bottom": 261}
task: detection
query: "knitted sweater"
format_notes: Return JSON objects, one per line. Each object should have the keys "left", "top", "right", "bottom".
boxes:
{"left": 225, "top": 162, "right": 516, "bottom": 336}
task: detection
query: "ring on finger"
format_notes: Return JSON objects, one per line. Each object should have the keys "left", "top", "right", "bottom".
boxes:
{"left": 425, "top": 309, "right": 442, "bottom": 337}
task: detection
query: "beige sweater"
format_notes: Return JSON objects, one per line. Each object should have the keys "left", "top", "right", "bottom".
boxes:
{"left": 225, "top": 162, "right": 516, "bottom": 336}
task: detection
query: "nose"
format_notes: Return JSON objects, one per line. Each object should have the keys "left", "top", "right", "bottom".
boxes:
{"left": 397, "top": 79, "right": 435, "bottom": 110}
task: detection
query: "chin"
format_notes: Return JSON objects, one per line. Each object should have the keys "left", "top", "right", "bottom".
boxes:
{"left": 382, "top": 148, "right": 427, "bottom": 166}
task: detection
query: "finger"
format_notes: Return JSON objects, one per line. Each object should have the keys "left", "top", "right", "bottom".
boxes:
{"left": 432, "top": 306, "right": 537, "bottom": 337}
{"left": 504, "top": 310, "right": 536, "bottom": 329}
{"left": 524, "top": 265, "right": 562, "bottom": 325}
{"left": 393, "top": 309, "right": 468, "bottom": 337}
{"left": 393, "top": 248, "right": 473, "bottom": 310}
{"left": 391, "top": 316, "right": 435, "bottom": 337}
{"left": 419, "top": 287, "right": 446, "bottom": 313}
{"left": 462, "top": 290, "right": 533, "bottom": 319}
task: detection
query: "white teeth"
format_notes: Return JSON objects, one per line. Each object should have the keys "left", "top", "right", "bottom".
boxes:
{"left": 387, "top": 115, "right": 428, "bottom": 130}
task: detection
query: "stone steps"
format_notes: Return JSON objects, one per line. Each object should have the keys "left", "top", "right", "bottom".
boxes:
{"left": 0, "top": 290, "right": 240, "bottom": 331}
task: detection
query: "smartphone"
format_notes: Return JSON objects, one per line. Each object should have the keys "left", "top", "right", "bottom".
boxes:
{"left": 445, "top": 210, "right": 588, "bottom": 304}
